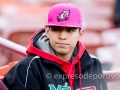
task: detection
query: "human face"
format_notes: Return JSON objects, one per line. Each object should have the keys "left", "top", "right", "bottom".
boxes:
{"left": 45, "top": 26, "right": 84, "bottom": 57}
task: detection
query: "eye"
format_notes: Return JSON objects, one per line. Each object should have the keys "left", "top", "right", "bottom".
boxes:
{"left": 67, "top": 28, "right": 76, "bottom": 32}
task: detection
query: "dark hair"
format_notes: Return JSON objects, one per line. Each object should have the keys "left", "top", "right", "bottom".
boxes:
{"left": 49, "top": 26, "right": 81, "bottom": 31}
{"left": 79, "top": 28, "right": 81, "bottom": 31}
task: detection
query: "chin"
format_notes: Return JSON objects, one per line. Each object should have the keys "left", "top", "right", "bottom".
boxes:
{"left": 56, "top": 50, "right": 68, "bottom": 55}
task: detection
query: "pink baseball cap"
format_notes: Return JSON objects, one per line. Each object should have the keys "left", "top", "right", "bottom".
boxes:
{"left": 45, "top": 2, "right": 82, "bottom": 28}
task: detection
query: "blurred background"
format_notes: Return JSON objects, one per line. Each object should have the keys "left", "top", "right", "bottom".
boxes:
{"left": 0, "top": 0, "right": 120, "bottom": 89}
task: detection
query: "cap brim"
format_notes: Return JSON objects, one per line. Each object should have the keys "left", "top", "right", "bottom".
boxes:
{"left": 45, "top": 24, "right": 81, "bottom": 28}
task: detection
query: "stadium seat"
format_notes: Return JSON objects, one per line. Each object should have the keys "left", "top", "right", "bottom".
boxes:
{"left": 101, "top": 28, "right": 120, "bottom": 45}
{"left": 81, "top": 31, "right": 104, "bottom": 55}
{"left": 7, "top": 31, "right": 35, "bottom": 62}
{"left": 0, "top": 61, "right": 18, "bottom": 80}
{"left": 0, "top": 48, "right": 9, "bottom": 67}
{"left": 0, "top": 30, "right": 3, "bottom": 37}
{"left": 0, "top": 0, "right": 17, "bottom": 4}
{"left": 95, "top": 43, "right": 120, "bottom": 71}
{"left": 74, "top": 0, "right": 116, "bottom": 32}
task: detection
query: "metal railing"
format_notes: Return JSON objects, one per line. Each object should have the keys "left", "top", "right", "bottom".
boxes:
{"left": 0, "top": 37, "right": 26, "bottom": 56}
{"left": 0, "top": 37, "right": 120, "bottom": 83}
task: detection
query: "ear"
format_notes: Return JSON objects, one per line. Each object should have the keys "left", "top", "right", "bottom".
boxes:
{"left": 79, "top": 29, "right": 84, "bottom": 40}
{"left": 45, "top": 26, "right": 50, "bottom": 38}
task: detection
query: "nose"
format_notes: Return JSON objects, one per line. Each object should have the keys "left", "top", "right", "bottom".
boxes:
{"left": 59, "top": 30, "right": 67, "bottom": 40}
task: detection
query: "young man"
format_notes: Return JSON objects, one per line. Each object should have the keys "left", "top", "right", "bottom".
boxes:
{"left": 3, "top": 2, "right": 108, "bottom": 90}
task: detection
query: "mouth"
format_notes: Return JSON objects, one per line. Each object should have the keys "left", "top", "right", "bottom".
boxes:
{"left": 56, "top": 43, "right": 68, "bottom": 46}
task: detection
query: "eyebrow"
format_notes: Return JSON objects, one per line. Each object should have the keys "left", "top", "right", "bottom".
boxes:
{"left": 49, "top": 26, "right": 81, "bottom": 30}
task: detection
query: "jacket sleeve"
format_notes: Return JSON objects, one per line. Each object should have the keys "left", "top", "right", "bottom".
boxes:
{"left": 100, "top": 78, "right": 108, "bottom": 90}
{"left": 3, "top": 58, "right": 42, "bottom": 90}
{"left": 98, "top": 60, "right": 108, "bottom": 90}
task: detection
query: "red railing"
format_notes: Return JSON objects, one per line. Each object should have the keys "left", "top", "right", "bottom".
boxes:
{"left": 0, "top": 37, "right": 120, "bottom": 83}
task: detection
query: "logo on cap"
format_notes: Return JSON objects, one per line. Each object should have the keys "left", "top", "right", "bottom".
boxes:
{"left": 57, "top": 10, "right": 70, "bottom": 22}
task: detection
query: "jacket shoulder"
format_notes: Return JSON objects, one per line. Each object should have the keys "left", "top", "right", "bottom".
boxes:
{"left": 19, "top": 55, "right": 40, "bottom": 64}
{"left": 89, "top": 54, "right": 101, "bottom": 64}
{"left": 89, "top": 54, "right": 98, "bottom": 60}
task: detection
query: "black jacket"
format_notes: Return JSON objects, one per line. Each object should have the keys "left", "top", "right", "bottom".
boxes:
{"left": 3, "top": 29, "right": 108, "bottom": 90}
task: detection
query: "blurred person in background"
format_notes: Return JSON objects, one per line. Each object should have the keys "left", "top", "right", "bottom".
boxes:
{"left": 113, "top": 0, "right": 120, "bottom": 27}
{"left": 0, "top": 80, "right": 8, "bottom": 90}
{"left": 3, "top": 2, "right": 108, "bottom": 90}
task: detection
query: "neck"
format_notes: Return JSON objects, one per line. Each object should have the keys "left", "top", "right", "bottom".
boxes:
{"left": 55, "top": 52, "right": 73, "bottom": 61}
